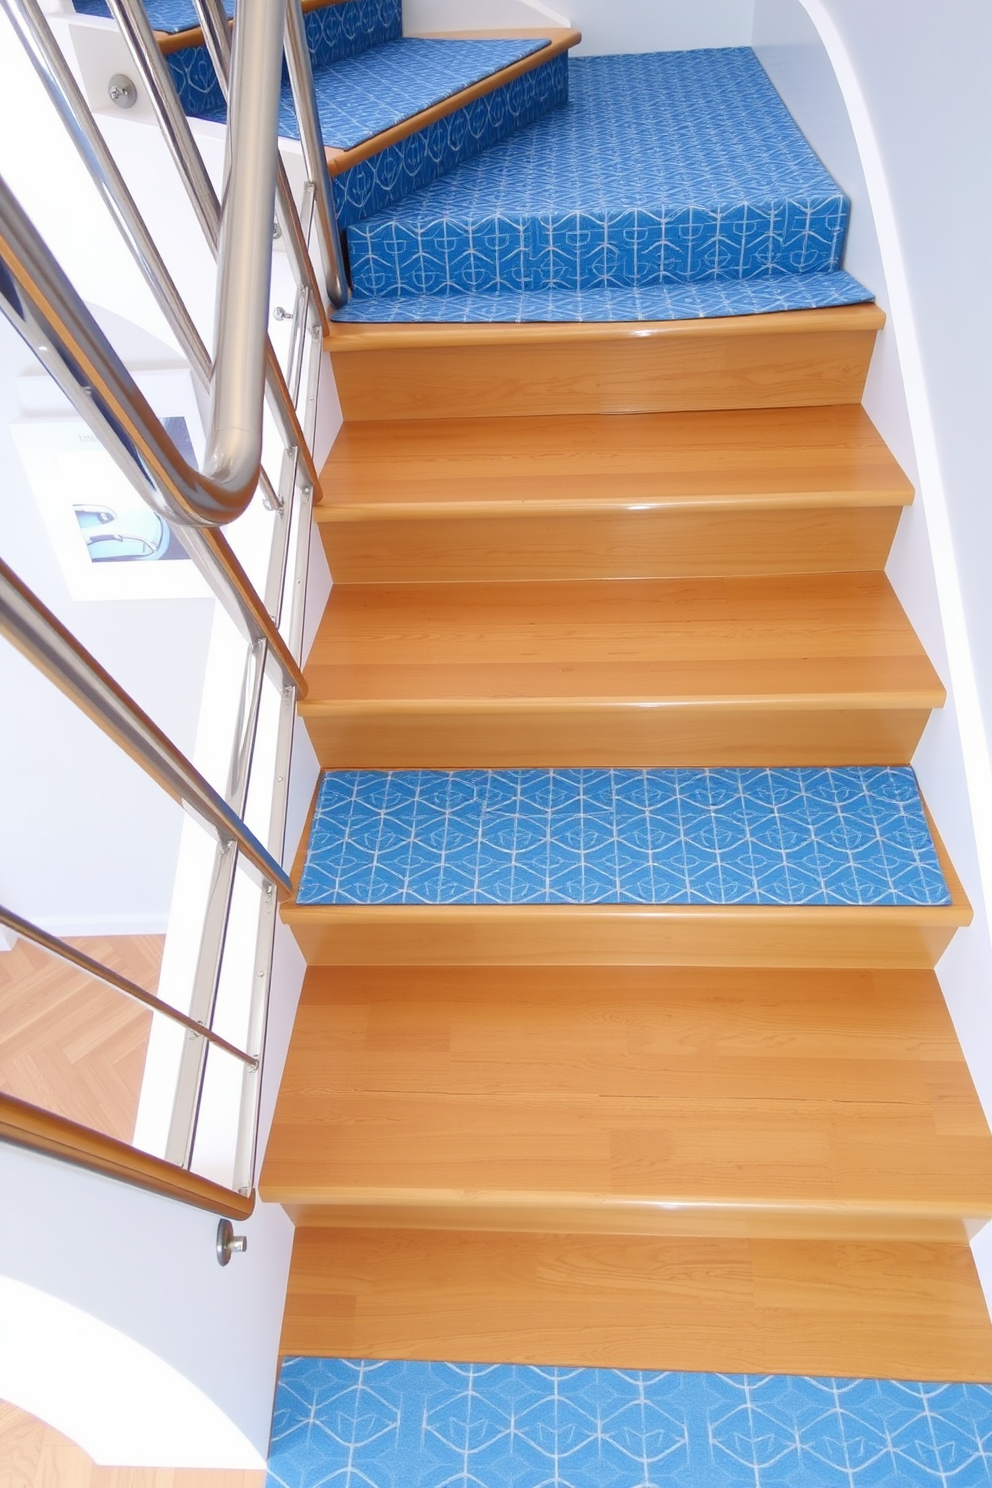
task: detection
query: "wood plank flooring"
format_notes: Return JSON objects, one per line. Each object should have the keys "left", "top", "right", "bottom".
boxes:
{"left": 262, "top": 966, "right": 992, "bottom": 1240}
{"left": 317, "top": 406, "right": 912, "bottom": 582}
{"left": 0, "top": 935, "right": 161, "bottom": 1142}
{"left": 300, "top": 572, "right": 943, "bottom": 766}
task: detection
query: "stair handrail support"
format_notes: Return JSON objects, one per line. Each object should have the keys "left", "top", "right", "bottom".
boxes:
{"left": 0, "top": 0, "right": 329, "bottom": 1209}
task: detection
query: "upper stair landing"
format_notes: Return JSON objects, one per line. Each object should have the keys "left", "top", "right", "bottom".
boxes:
{"left": 341, "top": 49, "right": 865, "bottom": 309}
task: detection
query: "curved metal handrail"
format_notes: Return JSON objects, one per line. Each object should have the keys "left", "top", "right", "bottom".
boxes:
{"left": 0, "top": 0, "right": 284, "bottom": 525}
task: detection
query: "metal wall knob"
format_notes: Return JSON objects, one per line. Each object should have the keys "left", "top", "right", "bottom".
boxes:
{"left": 107, "top": 74, "right": 137, "bottom": 109}
{"left": 216, "top": 1218, "right": 248, "bottom": 1265}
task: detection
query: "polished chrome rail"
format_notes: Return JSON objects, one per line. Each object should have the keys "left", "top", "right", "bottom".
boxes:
{"left": 0, "top": 0, "right": 331, "bottom": 1210}
{"left": 283, "top": 0, "right": 349, "bottom": 310}
{"left": 0, "top": 556, "right": 292, "bottom": 896}
{"left": 104, "top": 0, "right": 325, "bottom": 496}
{"left": 2, "top": 0, "right": 213, "bottom": 386}
{"left": 0, "top": 173, "right": 306, "bottom": 693}
{"left": 0, "top": 905, "right": 258, "bottom": 1068}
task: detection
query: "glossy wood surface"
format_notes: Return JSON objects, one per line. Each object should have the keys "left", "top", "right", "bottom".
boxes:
{"left": 327, "top": 306, "right": 884, "bottom": 420}
{"left": 282, "top": 1229, "right": 992, "bottom": 1380}
{"left": 262, "top": 966, "right": 992, "bottom": 1239}
{"left": 317, "top": 405, "right": 912, "bottom": 582}
{"left": 324, "top": 31, "right": 580, "bottom": 175}
{"left": 283, "top": 898, "right": 969, "bottom": 970}
{"left": 0, "top": 1402, "right": 264, "bottom": 1488}
{"left": 300, "top": 572, "right": 943, "bottom": 766}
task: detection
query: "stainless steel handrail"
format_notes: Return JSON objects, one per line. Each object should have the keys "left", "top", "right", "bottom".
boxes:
{"left": 103, "top": 0, "right": 324, "bottom": 496}
{"left": 0, "top": 172, "right": 307, "bottom": 693}
{"left": 207, "top": 0, "right": 286, "bottom": 494}
{"left": 283, "top": 0, "right": 349, "bottom": 310}
{"left": 0, "top": 905, "right": 258, "bottom": 1068}
{"left": 0, "top": 556, "right": 292, "bottom": 896}
{"left": 2, "top": 0, "right": 213, "bottom": 386}
{"left": 189, "top": 0, "right": 338, "bottom": 330}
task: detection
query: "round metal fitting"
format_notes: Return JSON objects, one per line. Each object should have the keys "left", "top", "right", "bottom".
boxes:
{"left": 216, "top": 1218, "right": 248, "bottom": 1266}
{"left": 107, "top": 74, "right": 137, "bottom": 109}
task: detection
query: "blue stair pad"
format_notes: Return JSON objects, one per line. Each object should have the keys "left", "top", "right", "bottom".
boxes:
{"left": 296, "top": 767, "right": 950, "bottom": 909}
{"left": 190, "top": 36, "right": 552, "bottom": 153}
{"left": 342, "top": 50, "right": 860, "bottom": 303}
{"left": 72, "top": 0, "right": 232, "bottom": 32}
{"left": 268, "top": 1358, "right": 992, "bottom": 1488}
{"left": 332, "top": 270, "right": 874, "bottom": 323}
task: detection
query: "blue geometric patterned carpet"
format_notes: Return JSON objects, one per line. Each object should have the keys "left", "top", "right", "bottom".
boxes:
{"left": 296, "top": 767, "right": 950, "bottom": 909}
{"left": 268, "top": 1359, "right": 992, "bottom": 1488}
{"left": 332, "top": 270, "right": 874, "bottom": 323}
{"left": 192, "top": 37, "right": 551, "bottom": 153}
{"left": 344, "top": 50, "right": 857, "bottom": 301}
{"left": 72, "top": 0, "right": 232, "bottom": 32}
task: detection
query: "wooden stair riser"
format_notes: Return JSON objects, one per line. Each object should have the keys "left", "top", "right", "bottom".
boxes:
{"left": 282, "top": 902, "right": 967, "bottom": 970}
{"left": 318, "top": 505, "right": 905, "bottom": 585}
{"left": 326, "top": 306, "right": 883, "bottom": 421}
{"left": 283, "top": 1229, "right": 992, "bottom": 1381}
{"left": 301, "top": 702, "right": 933, "bottom": 769}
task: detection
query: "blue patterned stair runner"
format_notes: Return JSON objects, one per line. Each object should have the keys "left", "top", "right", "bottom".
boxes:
{"left": 189, "top": 36, "right": 553, "bottom": 153}
{"left": 340, "top": 49, "right": 871, "bottom": 319}
{"left": 268, "top": 1359, "right": 992, "bottom": 1488}
{"left": 144, "top": 0, "right": 569, "bottom": 232}
{"left": 296, "top": 766, "right": 950, "bottom": 909}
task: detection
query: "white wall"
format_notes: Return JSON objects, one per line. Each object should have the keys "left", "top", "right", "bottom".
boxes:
{"left": 0, "top": 314, "right": 214, "bottom": 934}
{"left": 754, "top": 0, "right": 992, "bottom": 1304}
{"left": 404, "top": 0, "right": 755, "bottom": 51}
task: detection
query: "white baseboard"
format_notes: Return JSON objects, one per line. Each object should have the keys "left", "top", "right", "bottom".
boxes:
{"left": 24, "top": 914, "right": 171, "bottom": 938}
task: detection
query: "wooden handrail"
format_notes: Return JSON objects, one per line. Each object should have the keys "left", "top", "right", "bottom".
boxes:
{"left": 0, "top": 1093, "right": 255, "bottom": 1220}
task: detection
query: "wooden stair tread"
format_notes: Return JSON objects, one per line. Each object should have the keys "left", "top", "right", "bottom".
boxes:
{"left": 317, "top": 406, "right": 913, "bottom": 516}
{"left": 303, "top": 573, "right": 941, "bottom": 706}
{"left": 282, "top": 1229, "right": 992, "bottom": 1380}
{"left": 262, "top": 966, "right": 992, "bottom": 1237}
{"left": 324, "top": 30, "right": 581, "bottom": 177}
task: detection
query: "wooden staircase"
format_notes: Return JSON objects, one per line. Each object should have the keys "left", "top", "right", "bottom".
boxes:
{"left": 264, "top": 306, "right": 992, "bottom": 1381}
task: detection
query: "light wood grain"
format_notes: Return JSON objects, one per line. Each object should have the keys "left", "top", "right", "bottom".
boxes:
{"left": 324, "top": 32, "right": 580, "bottom": 174}
{"left": 317, "top": 405, "right": 912, "bottom": 582}
{"left": 282, "top": 899, "right": 969, "bottom": 971}
{"left": 0, "top": 1402, "right": 264, "bottom": 1488}
{"left": 261, "top": 965, "right": 992, "bottom": 1240}
{"left": 299, "top": 572, "right": 943, "bottom": 766}
{"left": 326, "top": 305, "right": 884, "bottom": 420}
{"left": 0, "top": 935, "right": 161, "bottom": 1143}
{"left": 282, "top": 1229, "right": 992, "bottom": 1381}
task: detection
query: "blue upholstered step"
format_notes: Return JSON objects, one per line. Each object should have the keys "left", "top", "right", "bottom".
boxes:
{"left": 167, "top": 0, "right": 403, "bottom": 122}
{"left": 344, "top": 50, "right": 852, "bottom": 301}
{"left": 331, "top": 53, "right": 568, "bottom": 229}
{"left": 190, "top": 37, "right": 552, "bottom": 152}
{"left": 72, "top": 0, "right": 232, "bottom": 33}
{"left": 296, "top": 766, "right": 949, "bottom": 909}
{"left": 332, "top": 268, "right": 873, "bottom": 323}
{"left": 269, "top": 1359, "right": 992, "bottom": 1488}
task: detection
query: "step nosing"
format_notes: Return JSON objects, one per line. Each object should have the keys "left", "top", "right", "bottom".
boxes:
{"left": 261, "top": 1185, "right": 992, "bottom": 1215}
